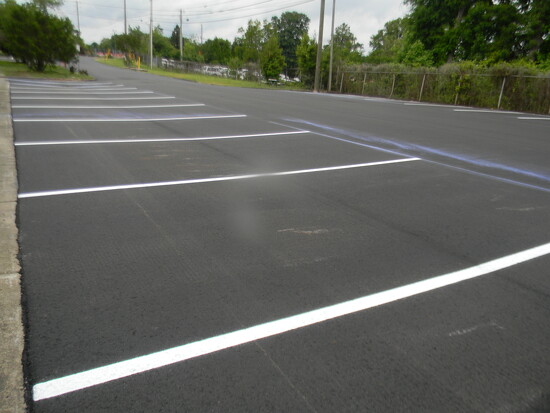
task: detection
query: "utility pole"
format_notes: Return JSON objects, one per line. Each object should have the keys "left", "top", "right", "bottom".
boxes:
{"left": 200, "top": 24, "right": 203, "bottom": 44}
{"left": 149, "top": 0, "right": 153, "bottom": 69}
{"left": 124, "top": 0, "right": 127, "bottom": 34}
{"left": 328, "top": 0, "right": 336, "bottom": 92}
{"left": 313, "top": 0, "right": 325, "bottom": 93}
{"left": 179, "top": 9, "right": 183, "bottom": 61}
{"left": 76, "top": 0, "right": 81, "bottom": 34}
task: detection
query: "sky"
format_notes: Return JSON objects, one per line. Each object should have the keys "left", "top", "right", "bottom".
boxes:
{"left": 54, "top": 0, "right": 409, "bottom": 53}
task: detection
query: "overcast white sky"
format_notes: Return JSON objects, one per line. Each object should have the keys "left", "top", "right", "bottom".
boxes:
{"left": 54, "top": 0, "right": 409, "bottom": 52}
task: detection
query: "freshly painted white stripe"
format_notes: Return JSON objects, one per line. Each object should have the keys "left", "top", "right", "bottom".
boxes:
{"left": 11, "top": 96, "right": 175, "bottom": 101}
{"left": 11, "top": 87, "right": 136, "bottom": 92}
{"left": 517, "top": 117, "right": 550, "bottom": 121}
{"left": 13, "top": 114, "right": 246, "bottom": 123}
{"left": 363, "top": 97, "right": 399, "bottom": 103}
{"left": 18, "top": 158, "right": 419, "bottom": 198}
{"left": 12, "top": 103, "right": 205, "bottom": 109}
{"left": 11, "top": 90, "right": 154, "bottom": 95}
{"left": 454, "top": 109, "right": 522, "bottom": 114}
{"left": 404, "top": 103, "right": 458, "bottom": 108}
{"left": 10, "top": 83, "right": 120, "bottom": 87}
{"left": 32, "top": 241, "right": 550, "bottom": 401}
{"left": 15, "top": 130, "right": 310, "bottom": 146}
{"left": 9, "top": 80, "right": 114, "bottom": 86}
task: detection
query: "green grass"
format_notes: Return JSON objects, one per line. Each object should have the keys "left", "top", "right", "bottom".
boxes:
{"left": 0, "top": 60, "right": 93, "bottom": 80}
{"left": 96, "top": 57, "right": 305, "bottom": 90}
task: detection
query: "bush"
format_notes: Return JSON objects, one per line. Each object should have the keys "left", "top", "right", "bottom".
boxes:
{"left": 0, "top": 0, "right": 77, "bottom": 72}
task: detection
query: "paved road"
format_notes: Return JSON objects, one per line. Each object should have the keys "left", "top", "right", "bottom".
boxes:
{"left": 14, "top": 57, "right": 550, "bottom": 412}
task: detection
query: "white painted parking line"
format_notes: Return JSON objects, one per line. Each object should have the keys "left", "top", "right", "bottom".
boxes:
{"left": 11, "top": 96, "right": 176, "bottom": 101}
{"left": 517, "top": 117, "right": 550, "bottom": 121}
{"left": 32, "top": 240, "right": 550, "bottom": 401}
{"left": 12, "top": 104, "right": 205, "bottom": 109}
{"left": 9, "top": 80, "right": 114, "bottom": 86}
{"left": 363, "top": 97, "right": 400, "bottom": 103}
{"left": 454, "top": 109, "right": 522, "bottom": 114}
{"left": 15, "top": 130, "right": 310, "bottom": 146}
{"left": 11, "top": 90, "right": 154, "bottom": 95}
{"left": 11, "top": 87, "right": 136, "bottom": 91}
{"left": 18, "top": 158, "right": 419, "bottom": 198}
{"left": 404, "top": 102, "right": 467, "bottom": 108}
{"left": 13, "top": 114, "right": 246, "bottom": 123}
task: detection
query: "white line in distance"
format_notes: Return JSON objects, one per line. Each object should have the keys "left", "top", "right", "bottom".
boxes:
{"left": 15, "top": 130, "right": 310, "bottom": 146}
{"left": 11, "top": 96, "right": 176, "bottom": 101}
{"left": 13, "top": 114, "right": 247, "bottom": 123}
{"left": 12, "top": 104, "right": 205, "bottom": 109}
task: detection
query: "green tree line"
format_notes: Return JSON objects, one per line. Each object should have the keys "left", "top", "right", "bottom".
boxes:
{"left": 93, "top": 11, "right": 363, "bottom": 87}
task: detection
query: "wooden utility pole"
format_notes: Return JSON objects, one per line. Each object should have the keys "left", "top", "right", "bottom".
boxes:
{"left": 179, "top": 9, "right": 183, "bottom": 61}
{"left": 328, "top": 0, "right": 336, "bottom": 92}
{"left": 313, "top": 0, "right": 326, "bottom": 93}
{"left": 149, "top": 0, "right": 153, "bottom": 69}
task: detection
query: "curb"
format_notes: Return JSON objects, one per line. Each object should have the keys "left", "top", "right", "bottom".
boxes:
{"left": 0, "top": 76, "right": 26, "bottom": 412}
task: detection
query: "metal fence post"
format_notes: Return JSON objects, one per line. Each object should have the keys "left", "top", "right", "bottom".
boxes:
{"left": 361, "top": 73, "right": 367, "bottom": 95}
{"left": 454, "top": 76, "right": 462, "bottom": 105}
{"left": 389, "top": 74, "right": 396, "bottom": 98}
{"left": 340, "top": 72, "right": 344, "bottom": 93}
{"left": 497, "top": 77, "right": 506, "bottom": 109}
{"left": 419, "top": 74, "right": 427, "bottom": 101}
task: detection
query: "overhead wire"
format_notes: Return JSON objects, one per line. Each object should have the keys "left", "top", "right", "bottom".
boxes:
{"left": 59, "top": 0, "right": 316, "bottom": 35}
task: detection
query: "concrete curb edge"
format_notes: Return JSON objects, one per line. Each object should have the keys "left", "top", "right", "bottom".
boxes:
{"left": 0, "top": 76, "right": 27, "bottom": 413}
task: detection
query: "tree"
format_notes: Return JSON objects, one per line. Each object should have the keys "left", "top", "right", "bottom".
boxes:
{"left": 234, "top": 20, "right": 264, "bottom": 63}
{"left": 170, "top": 25, "right": 181, "bottom": 49}
{"left": 296, "top": 33, "right": 318, "bottom": 87}
{"left": 201, "top": 37, "right": 231, "bottom": 64}
{"left": 152, "top": 26, "right": 177, "bottom": 58}
{"left": 326, "top": 23, "right": 364, "bottom": 88}
{"left": 367, "top": 18, "right": 408, "bottom": 64}
{"left": 0, "top": 0, "right": 77, "bottom": 71}
{"left": 398, "top": 38, "right": 433, "bottom": 67}
{"left": 271, "top": 11, "right": 310, "bottom": 77}
{"left": 403, "top": 0, "right": 548, "bottom": 64}
{"left": 519, "top": 0, "right": 550, "bottom": 59}
{"left": 260, "top": 35, "right": 285, "bottom": 79}
{"left": 32, "top": 0, "right": 63, "bottom": 13}
{"left": 332, "top": 23, "right": 364, "bottom": 65}
{"left": 185, "top": 38, "right": 203, "bottom": 62}
{"left": 114, "top": 26, "right": 147, "bottom": 56}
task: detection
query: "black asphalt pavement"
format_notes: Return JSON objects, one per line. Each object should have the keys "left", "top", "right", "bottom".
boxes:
{"left": 14, "top": 57, "right": 550, "bottom": 412}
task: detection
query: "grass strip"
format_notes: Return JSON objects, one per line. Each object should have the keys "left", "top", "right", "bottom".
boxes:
{"left": 0, "top": 60, "right": 93, "bottom": 80}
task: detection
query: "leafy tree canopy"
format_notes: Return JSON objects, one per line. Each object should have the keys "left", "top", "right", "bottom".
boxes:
{"left": 401, "top": 0, "right": 550, "bottom": 65}
{"left": 32, "top": 0, "right": 63, "bottom": 13}
{"left": 260, "top": 34, "right": 285, "bottom": 79}
{"left": 296, "top": 33, "right": 318, "bottom": 86}
{"left": 201, "top": 37, "right": 231, "bottom": 65}
{"left": 332, "top": 23, "right": 364, "bottom": 65}
{"left": 0, "top": 0, "right": 77, "bottom": 71}
{"left": 271, "top": 11, "right": 310, "bottom": 76}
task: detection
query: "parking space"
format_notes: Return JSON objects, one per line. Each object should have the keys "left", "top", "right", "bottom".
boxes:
{"left": 12, "top": 67, "right": 550, "bottom": 412}
{"left": 16, "top": 133, "right": 407, "bottom": 193}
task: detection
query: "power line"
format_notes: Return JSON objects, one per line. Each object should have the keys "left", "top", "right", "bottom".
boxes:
{"left": 155, "top": 0, "right": 316, "bottom": 24}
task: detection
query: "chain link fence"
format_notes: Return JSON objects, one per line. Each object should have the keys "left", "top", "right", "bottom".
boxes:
{"left": 140, "top": 56, "right": 265, "bottom": 82}
{"left": 331, "top": 68, "right": 550, "bottom": 115}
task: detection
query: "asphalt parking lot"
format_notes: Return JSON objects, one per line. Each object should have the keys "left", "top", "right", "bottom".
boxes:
{"left": 12, "top": 58, "right": 550, "bottom": 412}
